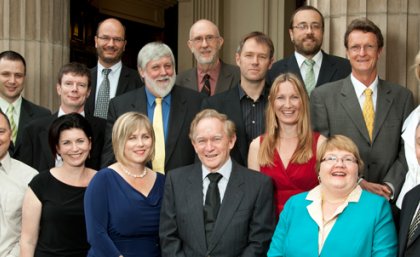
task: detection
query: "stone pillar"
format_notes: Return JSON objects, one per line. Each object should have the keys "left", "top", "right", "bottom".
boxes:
{"left": 0, "top": 0, "right": 70, "bottom": 110}
{"left": 309, "top": 0, "right": 420, "bottom": 103}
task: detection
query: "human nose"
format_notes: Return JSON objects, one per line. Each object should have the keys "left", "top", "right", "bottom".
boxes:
{"left": 204, "top": 140, "right": 214, "bottom": 151}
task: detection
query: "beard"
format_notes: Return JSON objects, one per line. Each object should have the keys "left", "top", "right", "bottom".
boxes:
{"left": 97, "top": 46, "right": 123, "bottom": 65}
{"left": 192, "top": 49, "right": 218, "bottom": 65}
{"left": 144, "top": 73, "right": 176, "bottom": 98}
{"left": 293, "top": 35, "right": 322, "bottom": 56}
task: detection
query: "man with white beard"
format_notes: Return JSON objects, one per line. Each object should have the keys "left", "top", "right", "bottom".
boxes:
{"left": 177, "top": 19, "right": 240, "bottom": 96}
{"left": 101, "top": 42, "right": 204, "bottom": 173}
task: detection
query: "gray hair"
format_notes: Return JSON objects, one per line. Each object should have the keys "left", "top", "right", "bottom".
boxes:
{"left": 137, "top": 42, "right": 176, "bottom": 70}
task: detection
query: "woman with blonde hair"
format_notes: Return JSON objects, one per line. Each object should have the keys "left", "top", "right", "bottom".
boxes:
{"left": 248, "top": 73, "right": 325, "bottom": 215}
{"left": 84, "top": 112, "right": 164, "bottom": 257}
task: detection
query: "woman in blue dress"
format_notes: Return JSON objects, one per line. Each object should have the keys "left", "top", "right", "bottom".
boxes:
{"left": 84, "top": 112, "right": 164, "bottom": 257}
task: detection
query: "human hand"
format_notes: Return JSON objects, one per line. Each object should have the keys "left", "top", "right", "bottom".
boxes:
{"left": 359, "top": 180, "right": 392, "bottom": 200}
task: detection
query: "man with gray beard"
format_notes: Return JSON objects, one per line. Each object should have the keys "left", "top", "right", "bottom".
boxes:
{"left": 101, "top": 42, "right": 204, "bottom": 173}
{"left": 177, "top": 19, "right": 240, "bottom": 96}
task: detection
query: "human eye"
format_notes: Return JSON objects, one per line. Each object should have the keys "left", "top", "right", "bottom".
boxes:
{"left": 76, "top": 138, "right": 86, "bottom": 144}
{"left": 142, "top": 134, "right": 151, "bottom": 140}
{"left": 311, "top": 23, "right": 322, "bottom": 30}
{"left": 113, "top": 37, "right": 125, "bottom": 43}
{"left": 295, "top": 23, "right": 308, "bottom": 30}
{"left": 323, "top": 155, "right": 337, "bottom": 162}
{"left": 61, "top": 140, "right": 70, "bottom": 145}
{"left": 343, "top": 156, "right": 356, "bottom": 164}
{"left": 350, "top": 45, "right": 361, "bottom": 52}
{"left": 205, "top": 35, "right": 215, "bottom": 41}
{"left": 15, "top": 73, "right": 24, "bottom": 79}
{"left": 192, "top": 36, "right": 203, "bottom": 43}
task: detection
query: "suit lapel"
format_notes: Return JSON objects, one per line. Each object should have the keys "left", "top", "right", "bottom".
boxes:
{"left": 317, "top": 52, "right": 336, "bottom": 86}
{"left": 207, "top": 163, "right": 245, "bottom": 252}
{"left": 86, "top": 67, "right": 98, "bottom": 116}
{"left": 15, "top": 99, "right": 33, "bottom": 151}
{"left": 288, "top": 56, "right": 304, "bottom": 82}
{"left": 42, "top": 114, "right": 57, "bottom": 168}
{"left": 165, "top": 87, "right": 186, "bottom": 165}
{"left": 182, "top": 69, "right": 198, "bottom": 91}
{"left": 115, "top": 65, "right": 131, "bottom": 95}
{"left": 186, "top": 163, "right": 207, "bottom": 252}
{"left": 215, "top": 61, "right": 235, "bottom": 94}
{"left": 339, "top": 78, "right": 371, "bottom": 143}
{"left": 372, "top": 80, "right": 393, "bottom": 142}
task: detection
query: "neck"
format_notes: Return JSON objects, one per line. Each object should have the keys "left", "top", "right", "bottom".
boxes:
{"left": 279, "top": 124, "right": 298, "bottom": 138}
{"left": 352, "top": 70, "right": 377, "bottom": 86}
{"left": 197, "top": 59, "right": 219, "bottom": 73}
{"left": 241, "top": 80, "right": 265, "bottom": 101}
{"left": 121, "top": 162, "right": 146, "bottom": 175}
{"left": 99, "top": 59, "right": 118, "bottom": 69}
{"left": 296, "top": 50, "right": 317, "bottom": 60}
{"left": 59, "top": 163, "right": 86, "bottom": 177}
{"left": 60, "top": 105, "right": 84, "bottom": 114}
{"left": 320, "top": 185, "right": 351, "bottom": 203}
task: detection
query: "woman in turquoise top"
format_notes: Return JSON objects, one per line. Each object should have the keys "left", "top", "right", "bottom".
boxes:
{"left": 268, "top": 135, "right": 397, "bottom": 257}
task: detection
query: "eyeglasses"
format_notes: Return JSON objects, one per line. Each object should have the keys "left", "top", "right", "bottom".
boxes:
{"left": 292, "top": 23, "right": 322, "bottom": 31}
{"left": 189, "top": 35, "right": 220, "bottom": 44}
{"left": 97, "top": 35, "right": 125, "bottom": 43}
{"left": 348, "top": 44, "right": 377, "bottom": 53}
{"left": 321, "top": 155, "right": 357, "bottom": 165}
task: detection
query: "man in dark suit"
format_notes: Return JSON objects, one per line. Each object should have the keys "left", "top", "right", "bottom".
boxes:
{"left": 16, "top": 62, "right": 105, "bottom": 171}
{"left": 0, "top": 51, "right": 51, "bottom": 157}
{"left": 267, "top": 6, "right": 351, "bottom": 94}
{"left": 160, "top": 109, "right": 275, "bottom": 257}
{"left": 311, "top": 18, "right": 414, "bottom": 199}
{"left": 202, "top": 32, "right": 274, "bottom": 166}
{"left": 85, "top": 18, "right": 142, "bottom": 118}
{"left": 399, "top": 184, "right": 420, "bottom": 257}
{"left": 101, "top": 42, "right": 204, "bottom": 172}
{"left": 176, "top": 19, "right": 240, "bottom": 96}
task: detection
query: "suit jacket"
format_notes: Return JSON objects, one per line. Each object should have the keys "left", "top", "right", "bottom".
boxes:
{"left": 85, "top": 64, "right": 143, "bottom": 116}
{"left": 399, "top": 184, "right": 420, "bottom": 257}
{"left": 201, "top": 85, "right": 268, "bottom": 166}
{"left": 11, "top": 98, "right": 51, "bottom": 157}
{"left": 101, "top": 85, "right": 204, "bottom": 171}
{"left": 176, "top": 60, "right": 240, "bottom": 95}
{"left": 268, "top": 189, "right": 397, "bottom": 257}
{"left": 310, "top": 76, "right": 415, "bottom": 196}
{"left": 159, "top": 161, "right": 275, "bottom": 257}
{"left": 15, "top": 113, "right": 106, "bottom": 171}
{"left": 266, "top": 51, "right": 351, "bottom": 88}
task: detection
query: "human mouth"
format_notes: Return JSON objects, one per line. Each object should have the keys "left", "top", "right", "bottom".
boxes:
{"left": 331, "top": 171, "right": 346, "bottom": 177}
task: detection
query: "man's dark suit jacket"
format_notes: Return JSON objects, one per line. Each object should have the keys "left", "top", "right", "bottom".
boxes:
{"left": 16, "top": 113, "right": 106, "bottom": 171}
{"left": 85, "top": 65, "right": 143, "bottom": 116}
{"left": 310, "top": 76, "right": 415, "bottom": 196}
{"left": 10, "top": 97, "right": 51, "bottom": 157}
{"left": 176, "top": 60, "right": 240, "bottom": 95}
{"left": 100, "top": 85, "right": 204, "bottom": 171}
{"left": 399, "top": 184, "right": 420, "bottom": 257}
{"left": 159, "top": 161, "right": 275, "bottom": 257}
{"left": 201, "top": 85, "right": 267, "bottom": 166}
{"left": 266, "top": 51, "right": 351, "bottom": 88}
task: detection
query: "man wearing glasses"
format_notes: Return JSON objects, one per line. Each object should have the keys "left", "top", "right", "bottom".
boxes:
{"left": 267, "top": 6, "right": 351, "bottom": 96}
{"left": 310, "top": 18, "right": 414, "bottom": 201}
{"left": 177, "top": 19, "right": 240, "bottom": 96}
{"left": 85, "top": 18, "right": 142, "bottom": 119}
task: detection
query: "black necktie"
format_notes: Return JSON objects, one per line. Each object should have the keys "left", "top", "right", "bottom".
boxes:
{"left": 201, "top": 74, "right": 211, "bottom": 96}
{"left": 204, "top": 172, "right": 222, "bottom": 245}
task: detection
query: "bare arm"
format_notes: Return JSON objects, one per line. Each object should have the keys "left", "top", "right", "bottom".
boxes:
{"left": 247, "top": 137, "right": 261, "bottom": 172}
{"left": 20, "top": 188, "right": 42, "bottom": 257}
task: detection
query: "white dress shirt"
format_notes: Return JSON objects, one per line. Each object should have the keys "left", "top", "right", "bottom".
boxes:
{"left": 0, "top": 96, "right": 22, "bottom": 132}
{"left": 95, "top": 61, "right": 123, "bottom": 100}
{"left": 350, "top": 74, "right": 378, "bottom": 111}
{"left": 202, "top": 158, "right": 233, "bottom": 204}
{"left": 0, "top": 152, "right": 37, "bottom": 257}
{"left": 295, "top": 50, "right": 323, "bottom": 83}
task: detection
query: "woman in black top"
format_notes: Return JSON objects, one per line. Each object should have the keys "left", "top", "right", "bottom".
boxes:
{"left": 20, "top": 113, "right": 96, "bottom": 257}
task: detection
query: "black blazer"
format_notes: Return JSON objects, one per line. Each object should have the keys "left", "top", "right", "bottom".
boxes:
{"left": 399, "top": 184, "right": 420, "bottom": 257}
{"left": 85, "top": 65, "right": 143, "bottom": 116}
{"left": 101, "top": 85, "right": 204, "bottom": 171}
{"left": 201, "top": 85, "right": 268, "bottom": 166}
{"left": 267, "top": 51, "right": 351, "bottom": 88}
{"left": 176, "top": 60, "right": 240, "bottom": 95}
{"left": 16, "top": 113, "right": 106, "bottom": 171}
{"left": 11, "top": 98, "right": 51, "bottom": 157}
{"left": 159, "top": 161, "right": 275, "bottom": 257}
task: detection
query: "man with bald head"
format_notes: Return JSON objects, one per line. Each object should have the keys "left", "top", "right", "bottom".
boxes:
{"left": 85, "top": 18, "right": 142, "bottom": 118}
{"left": 177, "top": 19, "right": 240, "bottom": 96}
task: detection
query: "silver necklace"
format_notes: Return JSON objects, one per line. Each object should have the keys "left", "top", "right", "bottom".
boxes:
{"left": 119, "top": 164, "right": 148, "bottom": 178}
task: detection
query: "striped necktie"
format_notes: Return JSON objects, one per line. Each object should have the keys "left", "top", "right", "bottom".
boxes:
{"left": 6, "top": 105, "right": 17, "bottom": 143}
{"left": 304, "top": 59, "right": 316, "bottom": 95}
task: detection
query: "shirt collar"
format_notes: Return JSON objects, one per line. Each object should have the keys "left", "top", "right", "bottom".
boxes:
{"left": 97, "top": 61, "right": 122, "bottom": 75}
{"left": 197, "top": 59, "right": 221, "bottom": 82}
{"left": 144, "top": 86, "right": 171, "bottom": 108}
{"left": 295, "top": 50, "right": 323, "bottom": 68}
{"left": 350, "top": 74, "right": 379, "bottom": 98}
{"left": 0, "top": 152, "right": 12, "bottom": 174}
{"left": 306, "top": 184, "right": 362, "bottom": 203}
{"left": 238, "top": 84, "right": 268, "bottom": 100}
{"left": 58, "top": 107, "right": 85, "bottom": 117}
{"left": 0, "top": 95, "right": 22, "bottom": 113}
{"left": 201, "top": 158, "right": 232, "bottom": 182}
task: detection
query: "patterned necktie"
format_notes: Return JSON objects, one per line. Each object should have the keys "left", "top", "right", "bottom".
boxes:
{"left": 304, "top": 59, "right": 316, "bottom": 95}
{"left": 201, "top": 74, "right": 211, "bottom": 96}
{"left": 6, "top": 105, "right": 17, "bottom": 143}
{"left": 152, "top": 98, "right": 165, "bottom": 174}
{"left": 94, "top": 68, "right": 112, "bottom": 119}
{"left": 204, "top": 173, "right": 223, "bottom": 245}
{"left": 362, "top": 88, "right": 375, "bottom": 141}
{"left": 408, "top": 207, "right": 420, "bottom": 245}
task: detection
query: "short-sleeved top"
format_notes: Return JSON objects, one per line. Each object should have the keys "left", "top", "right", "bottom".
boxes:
{"left": 29, "top": 171, "right": 89, "bottom": 257}
{"left": 84, "top": 168, "right": 165, "bottom": 257}
{"left": 261, "top": 132, "right": 320, "bottom": 215}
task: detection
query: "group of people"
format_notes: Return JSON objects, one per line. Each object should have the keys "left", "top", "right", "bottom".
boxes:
{"left": 0, "top": 4, "right": 419, "bottom": 257}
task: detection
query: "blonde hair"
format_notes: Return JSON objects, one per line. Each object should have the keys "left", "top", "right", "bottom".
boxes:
{"left": 316, "top": 135, "right": 364, "bottom": 176}
{"left": 112, "top": 112, "right": 155, "bottom": 165}
{"left": 258, "top": 73, "right": 313, "bottom": 166}
{"left": 189, "top": 109, "right": 236, "bottom": 142}
{"left": 414, "top": 50, "right": 420, "bottom": 81}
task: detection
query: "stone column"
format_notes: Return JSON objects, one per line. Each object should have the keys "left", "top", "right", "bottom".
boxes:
{"left": 0, "top": 0, "right": 70, "bottom": 110}
{"left": 309, "top": 0, "right": 420, "bottom": 103}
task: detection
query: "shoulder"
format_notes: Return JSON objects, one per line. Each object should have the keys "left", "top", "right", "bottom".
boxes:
{"left": 271, "top": 55, "right": 293, "bottom": 69}
{"left": 172, "top": 85, "right": 204, "bottom": 102}
{"left": 176, "top": 68, "right": 195, "bottom": 81}
{"left": 85, "top": 114, "right": 106, "bottom": 127}
{"left": 322, "top": 52, "right": 350, "bottom": 65}
{"left": 220, "top": 61, "right": 240, "bottom": 72}
{"left": 111, "top": 87, "right": 144, "bottom": 103}
{"left": 379, "top": 79, "right": 413, "bottom": 95}
{"left": 359, "top": 190, "right": 390, "bottom": 209}
{"left": 10, "top": 158, "right": 38, "bottom": 180}
{"left": 22, "top": 98, "right": 51, "bottom": 115}
{"left": 29, "top": 170, "right": 51, "bottom": 187}
{"left": 167, "top": 164, "right": 196, "bottom": 179}
{"left": 234, "top": 163, "right": 270, "bottom": 184}
{"left": 313, "top": 77, "right": 347, "bottom": 95}
{"left": 204, "top": 86, "right": 238, "bottom": 105}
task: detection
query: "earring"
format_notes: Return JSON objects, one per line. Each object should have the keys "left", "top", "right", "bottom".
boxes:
{"left": 317, "top": 175, "right": 321, "bottom": 183}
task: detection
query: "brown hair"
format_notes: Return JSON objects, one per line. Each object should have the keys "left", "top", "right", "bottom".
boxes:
{"left": 236, "top": 31, "right": 275, "bottom": 59}
{"left": 344, "top": 18, "right": 384, "bottom": 49}
{"left": 258, "top": 73, "right": 313, "bottom": 166}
